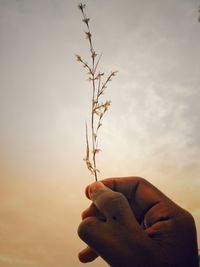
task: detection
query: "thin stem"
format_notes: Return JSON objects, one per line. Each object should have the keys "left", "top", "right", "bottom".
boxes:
{"left": 80, "top": 5, "right": 98, "bottom": 181}
{"left": 94, "top": 54, "right": 102, "bottom": 75}
{"left": 92, "top": 74, "right": 98, "bottom": 181}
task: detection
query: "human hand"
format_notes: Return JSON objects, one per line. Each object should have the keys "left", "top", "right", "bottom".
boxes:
{"left": 78, "top": 177, "right": 199, "bottom": 267}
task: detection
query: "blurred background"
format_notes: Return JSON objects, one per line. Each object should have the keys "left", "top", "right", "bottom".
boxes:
{"left": 0, "top": 0, "right": 200, "bottom": 266}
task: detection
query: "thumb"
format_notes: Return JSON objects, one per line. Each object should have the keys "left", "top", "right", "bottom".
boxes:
{"left": 88, "top": 181, "right": 137, "bottom": 225}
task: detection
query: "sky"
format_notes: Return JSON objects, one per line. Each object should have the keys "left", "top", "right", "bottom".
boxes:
{"left": 0, "top": 0, "right": 200, "bottom": 266}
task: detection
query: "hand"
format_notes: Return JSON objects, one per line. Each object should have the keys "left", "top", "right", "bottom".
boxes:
{"left": 78, "top": 177, "right": 199, "bottom": 267}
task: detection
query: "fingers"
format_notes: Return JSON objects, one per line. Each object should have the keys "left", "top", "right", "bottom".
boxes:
{"left": 78, "top": 209, "right": 152, "bottom": 267}
{"left": 81, "top": 203, "right": 99, "bottom": 219}
{"left": 78, "top": 246, "right": 98, "bottom": 263}
{"left": 81, "top": 203, "right": 106, "bottom": 221}
{"left": 78, "top": 216, "right": 110, "bottom": 255}
{"left": 87, "top": 181, "right": 138, "bottom": 224}
{"left": 99, "top": 177, "right": 167, "bottom": 201}
{"left": 80, "top": 202, "right": 104, "bottom": 263}
{"left": 85, "top": 177, "right": 141, "bottom": 199}
{"left": 78, "top": 177, "right": 198, "bottom": 267}
{"left": 86, "top": 177, "right": 169, "bottom": 223}
{"left": 78, "top": 178, "right": 155, "bottom": 266}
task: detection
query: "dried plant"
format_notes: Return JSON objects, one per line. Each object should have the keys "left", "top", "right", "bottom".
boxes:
{"left": 75, "top": 3, "right": 118, "bottom": 181}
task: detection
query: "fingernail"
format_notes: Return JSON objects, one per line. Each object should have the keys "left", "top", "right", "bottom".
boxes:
{"left": 89, "top": 182, "right": 106, "bottom": 197}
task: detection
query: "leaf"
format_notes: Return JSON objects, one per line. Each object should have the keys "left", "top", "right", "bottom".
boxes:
{"left": 104, "top": 100, "right": 111, "bottom": 112}
{"left": 91, "top": 51, "right": 97, "bottom": 60}
{"left": 97, "top": 122, "right": 102, "bottom": 130}
{"left": 78, "top": 3, "right": 86, "bottom": 11}
{"left": 75, "top": 54, "right": 82, "bottom": 62}
{"left": 111, "top": 70, "right": 118, "bottom": 76}
{"left": 83, "top": 62, "right": 88, "bottom": 68}
{"left": 93, "top": 110, "right": 101, "bottom": 116}
{"left": 82, "top": 18, "right": 90, "bottom": 25}
{"left": 88, "top": 76, "right": 93, "bottom": 82}
{"left": 83, "top": 158, "right": 95, "bottom": 175}
{"left": 85, "top": 32, "right": 92, "bottom": 39}
{"left": 94, "top": 149, "right": 101, "bottom": 154}
{"left": 95, "top": 72, "right": 104, "bottom": 80}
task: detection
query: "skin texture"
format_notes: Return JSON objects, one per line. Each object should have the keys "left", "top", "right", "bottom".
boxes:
{"left": 78, "top": 177, "right": 199, "bottom": 267}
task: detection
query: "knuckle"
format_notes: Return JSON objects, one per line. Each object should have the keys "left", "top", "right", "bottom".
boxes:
{"left": 182, "top": 210, "right": 196, "bottom": 225}
{"left": 106, "top": 192, "right": 128, "bottom": 213}
{"left": 101, "top": 191, "right": 126, "bottom": 206}
{"left": 77, "top": 217, "right": 97, "bottom": 241}
{"left": 77, "top": 220, "right": 87, "bottom": 240}
{"left": 131, "top": 176, "right": 150, "bottom": 189}
{"left": 81, "top": 209, "right": 88, "bottom": 220}
{"left": 172, "top": 208, "right": 196, "bottom": 231}
{"left": 132, "top": 176, "right": 147, "bottom": 184}
{"left": 111, "top": 191, "right": 126, "bottom": 203}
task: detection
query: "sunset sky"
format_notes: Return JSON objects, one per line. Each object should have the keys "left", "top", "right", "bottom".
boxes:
{"left": 0, "top": 0, "right": 200, "bottom": 266}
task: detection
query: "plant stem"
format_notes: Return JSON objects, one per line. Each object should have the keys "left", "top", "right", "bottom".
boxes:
{"left": 92, "top": 74, "right": 98, "bottom": 181}
{"left": 77, "top": 3, "right": 117, "bottom": 181}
